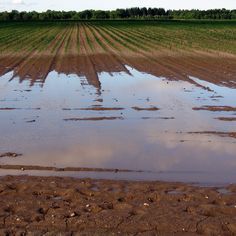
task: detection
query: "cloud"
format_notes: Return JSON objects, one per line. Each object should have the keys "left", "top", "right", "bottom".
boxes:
{"left": 12, "top": 0, "right": 24, "bottom": 5}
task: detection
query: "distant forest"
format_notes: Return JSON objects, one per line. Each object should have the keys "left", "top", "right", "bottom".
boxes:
{"left": 0, "top": 8, "right": 236, "bottom": 21}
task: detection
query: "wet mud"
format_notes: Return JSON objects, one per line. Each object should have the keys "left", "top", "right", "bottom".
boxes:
{"left": 0, "top": 176, "right": 236, "bottom": 235}
{"left": 132, "top": 106, "right": 159, "bottom": 111}
{"left": 1, "top": 22, "right": 236, "bottom": 234}
{"left": 215, "top": 117, "right": 236, "bottom": 121}
{"left": 1, "top": 62, "right": 236, "bottom": 184}
{"left": 0, "top": 153, "right": 22, "bottom": 158}
{"left": 0, "top": 165, "right": 136, "bottom": 173}
{"left": 189, "top": 132, "right": 236, "bottom": 139}
{"left": 63, "top": 117, "right": 124, "bottom": 121}
{"left": 63, "top": 107, "right": 125, "bottom": 111}
{"left": 1, "top": 54, "right": 236, "bottom": 92}
{"left": 193, "top": 106, "right": 236, "bottom": 112}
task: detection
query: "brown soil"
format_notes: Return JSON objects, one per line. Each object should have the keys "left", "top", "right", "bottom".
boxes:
{"left": 1, "top": 53, "right": 236, "bottom": 90}
{"left": 1, "top": 23, "right": 236, "bottom": 90}
{"left": 63, "top": 117, "right": 124, "bottom": 121}
{"left": 0, "top": 108, "right": 40, "bottom": 111}
{"left": 215, "top": 117, "right": 236, "bottom": 121}
{"left": 0, "top": 108, "right": 20, "bottom": 111}
{"left": 1, "top": 23, "right": 236, "bottom": 235}
{"left": 192, "top": 106, "right": 236, "bottom": 112}
{"left": 0, "top": 165, "right": 134, "bottom": 173}
{"left": 62, "top": 107, "right": 124, "bottom": 111}
{"left": 141, "top": 117, "right": 175, "bottom": 120}
{"left": 189, "top": 131, "right": 236, "bottom": 139}
{"left": 0, "top": 153, "right": 22, "bottom": 158}
{"left": 0, "top": 176, "right": 236, "bottom": 235}
{"left": 132, "top": 106, "right": 160, "bottom": 111}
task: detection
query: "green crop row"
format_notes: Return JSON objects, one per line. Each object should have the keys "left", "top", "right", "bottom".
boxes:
{"left": 0, "top": 20, "right": 235, "bottom": 56}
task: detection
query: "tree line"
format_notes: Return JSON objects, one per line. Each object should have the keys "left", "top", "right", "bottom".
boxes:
{"left": 0, "top": 8, "right": 236, "bottom": 21}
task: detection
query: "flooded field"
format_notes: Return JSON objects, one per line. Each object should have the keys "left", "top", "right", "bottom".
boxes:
{"left": 1, "top": 18, "right": 236, "bottom": 235}
{"left": 0, "top": 21, "right": 236, "bottom": 185}
{"left": 0, "top": 62, "right": 236, "bottom": 185}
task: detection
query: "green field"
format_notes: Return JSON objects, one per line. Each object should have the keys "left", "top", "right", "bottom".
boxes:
{"left": 0, "top": 20, "right": 236, "bottom": 56}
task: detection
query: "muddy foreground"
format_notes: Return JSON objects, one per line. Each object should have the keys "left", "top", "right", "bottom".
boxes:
{"left": 0, "top": 176, "right": 236, "bottom": 235}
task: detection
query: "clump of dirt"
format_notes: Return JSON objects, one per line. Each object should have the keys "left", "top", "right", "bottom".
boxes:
{"left": 0, "top": 108, "right": 40, "bottom": 111}
{"left": 0, "top": 108, "right": 20, "bottom": 111}
{"left": 132, "top": 106, "right": 159, "bottom": 111}
{"left": 210, "top": 95, "right": 224, "bottom": 99}
{"left": 26, "top": 120, "right": 36, "bottom": 123}
{"left": 0, "top": 176, "right": 235, "bottom": 235}
{"left": 94, "top": 98, "right": 103, "bottom": 103}
{"left": 64, "top": 117, "right": 124, "bottom": 121}
{"left": 189, "top": 131, "right": 236, "bottom": 139}
{"left": 80, "top": 107, "right": 124, "bottom": 111}
{"left": 0, "top": 152, "right": 22, "bottom": 158}
{"left": 142, "top": 117, "right": 175, "bottom": 120}
{"left": 62, "top": 107, "right": 124, "bottom": 111}
{"left": 193, "top": 106, "right": 236, "bottom": 112}
{"left": 215, "top": 117, "right": 236, "bottom": 121}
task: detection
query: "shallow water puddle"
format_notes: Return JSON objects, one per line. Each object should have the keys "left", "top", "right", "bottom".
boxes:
{"left": 0, "top": 66, "right": 236, "bottom": 184}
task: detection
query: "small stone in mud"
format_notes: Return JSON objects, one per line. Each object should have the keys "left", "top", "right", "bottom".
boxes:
{"left": 70, "top": 212, "right": 77, "bottom": 218}
{"left": 26, "top": 120, "right": 36, "bottom": 123}
{"left": 0, "top": 152, "right": 22, "bottom": 158}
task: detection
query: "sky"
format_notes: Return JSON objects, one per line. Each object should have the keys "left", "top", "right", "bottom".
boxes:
{"left": 0, "top": 0, "right": 235, "bottom": 12}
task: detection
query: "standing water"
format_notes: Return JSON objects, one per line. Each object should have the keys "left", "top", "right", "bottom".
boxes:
{"left": 0, "top": 66, "right": 236, "bottom": 185}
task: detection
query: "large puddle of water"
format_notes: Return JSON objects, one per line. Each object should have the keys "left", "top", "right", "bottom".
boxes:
{"left": 0, "top": 66, "right": 236, "bottom": 185}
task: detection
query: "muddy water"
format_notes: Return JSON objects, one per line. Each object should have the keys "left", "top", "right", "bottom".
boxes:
{"left": 0, "top": 66, "right": 236, "bottom": 184}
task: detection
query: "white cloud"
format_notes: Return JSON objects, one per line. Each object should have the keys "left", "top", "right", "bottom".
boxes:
{"left": 0, "top": 0, "right": 235, "bottom": 12}
{"left": 12, "top": 0, "right": 24, "bottom": 5}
